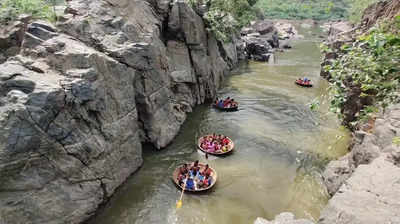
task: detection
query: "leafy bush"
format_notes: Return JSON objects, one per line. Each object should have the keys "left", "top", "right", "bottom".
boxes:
{"left": 0, "top": 0, "right": 58, "bottom": 24}
{"left": 324, "top": 18, "right": 400, "bottom": 124}
{"left": 204, "top": 10, "right": 239, "bottom": 42}
{"left": 189, "top": 0, "right": 261, "bottom": 41}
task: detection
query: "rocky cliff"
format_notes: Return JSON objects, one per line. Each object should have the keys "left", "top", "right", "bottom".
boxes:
{"left": 319, "top": 0, "right": 400, "bottom": 223}
{"left": 320, "top": 105, "right": 400, "bottom": 224}
{"left": 320, "top": 0, "right": 400, "bottom": 125}
{"left": 0, "top": 0, "right": 238, "bottom": 223}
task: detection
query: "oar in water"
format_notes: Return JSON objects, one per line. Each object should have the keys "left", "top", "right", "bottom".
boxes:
{"left": 176, "top": 177, "right": 187, "bottom": 209}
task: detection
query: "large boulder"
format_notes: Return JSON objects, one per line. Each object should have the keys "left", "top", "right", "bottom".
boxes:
{"left": 275, "top": 21, "right": 299, "bottom": 39}
{"left": 0, "top": 33, "right": 143, "bottom": 224}
{"left": 322, "top": 155, "right": 353, "bottom": 196}
{"left": 243, "top": 35, "right": 274, "bottom": 62}
{"left": 255, "top": 213, "right": 314, "bottom": 224}
{"left": 321, "top": 103, "right": 400, "bottom": 223}
{"left": 319, "top": 155, "right": 400, "bottom": 224}
{"left": 0, "top": 21, "right": 24, "bottom": 62}
{"left": 254, "top": 20, "right": 276, "bottom": 35}
{"left": 326, "top": 21, "right": 353, "bottom": 42}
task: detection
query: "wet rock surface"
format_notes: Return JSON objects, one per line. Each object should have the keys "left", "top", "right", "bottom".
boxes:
{"left": 0, "top": 0, "right": 238, "bottom": 223}
{"left": 255, "top": 213, "right": 314, "bottom": 224}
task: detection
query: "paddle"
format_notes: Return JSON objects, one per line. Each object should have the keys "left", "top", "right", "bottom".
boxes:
{"left": 176, "top": 176, "right": 187, "bottom": 209}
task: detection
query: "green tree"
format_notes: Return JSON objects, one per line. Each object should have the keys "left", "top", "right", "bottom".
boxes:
{"left": 191, "top": 0, "right": 261, "bottom": 41}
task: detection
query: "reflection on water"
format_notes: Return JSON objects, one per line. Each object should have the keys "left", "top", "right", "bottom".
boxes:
{"left": 89, "top": 31, "right": 350, "bottom": 224}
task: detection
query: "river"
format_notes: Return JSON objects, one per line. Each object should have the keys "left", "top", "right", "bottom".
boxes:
{"left": 89, "top": 25, "right": 350, "bottom": 224}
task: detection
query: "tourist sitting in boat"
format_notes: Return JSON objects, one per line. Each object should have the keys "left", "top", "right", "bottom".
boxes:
{"left": 225, "top": 98, "right": 234, "bottom": 108}
{"left": 179, "top": 163, "right": 188, "bottom": 175}
{"left": 230, "top": 100, "right": 238, "bottom": 108}
{"left": 223, "top": 97, "right": 231, "bottom": 107}
{"left": 217, "top": 99, "right": 224, "bottom": 108}
{"left": 214, "top": 97, "right": 238, "bottom": 109}
{"left": 190, "top": 160, "right": 199, "bottom": 170}
{"left": 189, "top": 168, "right": 198, "bottom": 179}
{"left": 197, "top": 172, "right": 205, "bottom": 183}
{"left": 177, "top": 173, "right": 185, "bottom": 186}
{"left": 197, "top": 174, "right": 207, "bottom": 188}
{"left": 193, "top": 160, "right": 199, "bottom": 167}
{"left": 222, "top": 136, "right": 230, "bottom": 145}
{"left": 185, "top": 175, "right": 195, "bottom": 190}
{"left": 201, "top": 164, "right": 212, "bottom": 176}
{"left": 296, "top": 77, "right": 312, "bottom": 86}
{"left": 204, "top": 173, "right": 212, "bottom": 187}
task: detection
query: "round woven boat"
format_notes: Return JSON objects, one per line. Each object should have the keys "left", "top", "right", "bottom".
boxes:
{"left": 212, "top": 104, "right": 239, "bottom": 112}
{"left": 197, "top": 135, "right": 234, "bottom": 155}
{"left": 295, "top": 80, "right": 313, "bottom": 87}
{"left": 172, "top": 163, "right": 217, "bottom": 192}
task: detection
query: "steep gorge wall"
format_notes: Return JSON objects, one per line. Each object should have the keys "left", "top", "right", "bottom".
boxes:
{"left": 0, "top": 0, "right": 237, "bottom": 223}
{"left": 318, "top": 0, "right": 400, "bottom": 223}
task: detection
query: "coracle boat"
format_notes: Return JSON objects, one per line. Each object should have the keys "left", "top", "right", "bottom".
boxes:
{"left": 212, "top": 104, "right": 239, "bottom": 112}
{"left": 172, "top": 163, "right": 217, "bottom": 192}
{"left": 197, "top": 135, "right": 235, "bottom": 155}
{"left": 295, "top": 80, "right": 313, "bottom": 87}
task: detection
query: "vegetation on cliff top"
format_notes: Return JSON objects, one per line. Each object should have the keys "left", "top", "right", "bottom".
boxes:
{"left": 189, "top": 0, "right": 262, "bottom": 41}
{"left": 0, "top": 0, "right": 60, "bottom": 24}
{"left": 323, "top": 16, "right": 400, "bottom": 127}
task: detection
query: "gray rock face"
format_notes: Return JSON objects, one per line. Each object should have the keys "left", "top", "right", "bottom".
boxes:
{"left": 0, "top": 21, "right": 24, "bottom": 62}
{"left": 274, "top": 21, "right": 299, "bottom": 40}
{"left": 321, "top": 104, "right": 400, "bottom": 223}
{"left": 322, "top": 154, "right": 353, "bottom": 196}
{"left": 319, "top": 155, "right": 400, "bottom": 224}
{"left": 326, "top": 21, "right": 353, "bottom": 42}
{"left": 255, "top": 213, "right": 314, "bottom": 224}
{"left": 0, "top": 36, "right": 142, "bottom": 224}
{"left": 0, "top": 0, "right": 238, "bottom": 223}
{"left": 254, "top": 20, "right": 276, "bottom": 35}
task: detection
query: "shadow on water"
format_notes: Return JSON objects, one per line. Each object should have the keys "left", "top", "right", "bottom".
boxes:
{"left": 89, "top": 26, "right": 350, "bottom": 224}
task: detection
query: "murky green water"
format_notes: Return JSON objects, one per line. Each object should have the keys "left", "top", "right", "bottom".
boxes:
{"left": 89, "top": 27, "right": 350, "bottom": 224}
